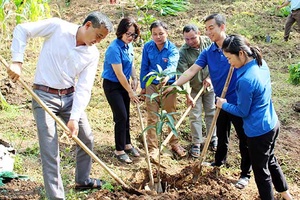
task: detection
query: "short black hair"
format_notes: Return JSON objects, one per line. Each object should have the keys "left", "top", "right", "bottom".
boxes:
{"left": 182, "top": 24, "right": 199, "bottom": 34}
{"left": 149, "top": 20, "right": 168, "bottom": 32}
{"left": 204, "top": 13, "right": 226, "bottom": 27}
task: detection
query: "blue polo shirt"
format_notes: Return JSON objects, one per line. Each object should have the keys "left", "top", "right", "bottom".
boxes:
{"left": 222, "top": 59, "right": 278, "bottom": 137}
{"left": 140, "top": 40, "right": 179, "bottom": 89}
{"left": 195, "top": 42, "right": 238, "bottom": 104}
{"left": 102, "top": 39, "right": 134, "bottom": 82}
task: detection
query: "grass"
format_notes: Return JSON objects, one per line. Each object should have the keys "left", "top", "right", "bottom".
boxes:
{"left": 0, "top": 0, "right": 299, "bottom": 199}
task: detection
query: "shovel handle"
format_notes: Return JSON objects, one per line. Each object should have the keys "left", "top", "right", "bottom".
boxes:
{"left": 160, "top": 86, "right": 205, "bottom": 151}
{"left": 136, "top": 104, "right": 154, "bottom": 189}
{"left": 0, "top": 55, "right": 129, "bottom": 189}
{"left": 195, "top": 66, "right": 235, "bottom": 178}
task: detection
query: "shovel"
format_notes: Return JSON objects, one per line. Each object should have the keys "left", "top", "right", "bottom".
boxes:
{"left": 0, "top": 55, "right": 143, "bottom": 195}
{"left": 150, "top": 86, "right": 205, "bottom": 159}
{"left": 192, "top": 66, "right": 234, "bottom": 181}
{"left": 136, "top": 103, "right": 155, "bottom": 190}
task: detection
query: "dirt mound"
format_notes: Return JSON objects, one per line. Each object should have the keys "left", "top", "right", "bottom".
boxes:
{"left": 0, "top": 179, "right": 42, "bottom": 200}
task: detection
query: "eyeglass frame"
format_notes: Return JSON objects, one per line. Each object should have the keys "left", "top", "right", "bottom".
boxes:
{"left": 125, "top": 32, "right": 138, "bottom": 39}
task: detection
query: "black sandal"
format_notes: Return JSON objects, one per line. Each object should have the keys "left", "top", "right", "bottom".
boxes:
{"left": 75, "top": 178, "right": 105, "bottom": 191}
{"left": 115, "top": 153, "right": 132, "bottom": 164}
{"left": 190, "top": 145, "right": 200, "bottom": 158}
{"left": 125, "top": 147, "right": 140, "bottom": 157}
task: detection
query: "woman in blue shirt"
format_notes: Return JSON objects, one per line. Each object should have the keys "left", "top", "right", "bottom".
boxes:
{"left": 139, "top": 21, "right": 187, "bottom": 158}
{"left": 216, "top": 34, "right": 293, "bottom": 200}
{"left": 102, "top": 17, "right": 140, "bottom": 164}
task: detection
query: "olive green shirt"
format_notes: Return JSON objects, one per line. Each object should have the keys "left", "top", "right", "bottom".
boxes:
{"left": 177, "top": 36, "right": 212, "bottom": 93}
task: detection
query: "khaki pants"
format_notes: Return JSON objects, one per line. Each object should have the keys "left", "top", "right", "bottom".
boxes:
{"left": 145, "top": 84, "right": 178, "bottom": 150}
{"left": 190, "top": 89, "right": 217, "bottom": 144}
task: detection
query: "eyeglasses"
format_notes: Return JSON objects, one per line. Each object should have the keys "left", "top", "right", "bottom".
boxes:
{"left": 125, "top": 32, "right": 138, "bottom": 39}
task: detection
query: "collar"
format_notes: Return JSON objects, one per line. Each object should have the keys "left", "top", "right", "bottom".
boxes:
{"left": 211, "top": 42, "right": 222, "bottom": 52}
{"left": 72, "top": 25, "right": 80, "bottom": 37}
{"left": 150, "top": 40, "right": 169, "bottom": 50}
{"left": 236, "top": 59, "right": 257, "bottom": 78}
{"left": 181, "top": 43, "right": 191, "bottom": 50}
{"left": 116, "top": 38, "right": 127, "bottom": 48}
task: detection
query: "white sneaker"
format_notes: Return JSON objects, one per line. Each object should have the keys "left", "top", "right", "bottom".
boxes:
{"left": 235, "top": 177, "right": 249, "bottom": 189}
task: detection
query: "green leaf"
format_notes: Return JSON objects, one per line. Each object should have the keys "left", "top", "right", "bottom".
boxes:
{"left": 144, "top": 71, "right": 158, "bottom": 79}
{"left": 166, "top": 121, "right": 178, "bottom": 137}
{"left": 145, "top": 75, "right": 157, "bottom": 87}
{"left": 166, "top": 111, "right": 179, "bottom": 116}
{"left": 288, "top": 63, "right": 300, "bottom": 85}
{"left": 160, "top": 109, "right": 167, "bottom": 119}
{"left": 1, "top": 0, "right": 10, "bottom": 9}
{"left": 162, "top": 70, "right": 181, "bottom": 77}
{"left": 156, "top": 121, "right": 164, "bottom": 135}
{"left": 141, "top": 125, "right": 156, "bottom": 135}
{"left": 14, "top": 0, "right": 23, "bottom": 7}
{"left": 153, "top": 112, "right": 161, "bottom": 118}
{"left": 156, "top": 64, "right": 163, "bottom": 73}
{"left": 149, "top": 92, "right": 160, "bottom": 102}
{"left": 165, "top": 113, "right": 176, "bottom": 129}
{"left": 0, "top": 171, "right": 18, "bottom": 179}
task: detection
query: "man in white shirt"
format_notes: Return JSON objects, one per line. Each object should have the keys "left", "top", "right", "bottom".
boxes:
{"left": 7, "top": 11, "right": 113, "bottom": 200}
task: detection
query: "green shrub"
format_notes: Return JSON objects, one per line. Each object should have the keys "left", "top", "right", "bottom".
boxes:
{"left": 288, "top": 62, "right": 300, "bottom": 85}
{"left": 137, "top": 10, "right": 157, "bottom": 43}
{"left": 0, "top": 0, "right": 51, "bottom": 24}
{"left": 139, "top": 0, "right": 189, "bottom": 16}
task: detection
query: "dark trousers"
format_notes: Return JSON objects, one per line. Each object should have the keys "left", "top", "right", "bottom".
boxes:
{"left": 247, "top": 121, "right": 288, "bottom": 200}
{"left": 103, "top": 79, "right": 131, "bottom": 151}
{"left": 215, "top": 109, "right": 252, "bottom": 178}
{"left": 284, "top": 9, "right": 300, "bottom": 40}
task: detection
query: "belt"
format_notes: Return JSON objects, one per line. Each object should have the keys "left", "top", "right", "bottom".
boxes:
{"left": 292, "top": 8, "right": 300, "bottom": 12}
{"left": 33, "top": 84, "right": 74, "bottom": 95}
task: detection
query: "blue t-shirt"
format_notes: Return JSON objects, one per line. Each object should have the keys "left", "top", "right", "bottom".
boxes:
{"left": 195, "top": 42, "right": 238, "bottom": 104}
{"left": 222, "top": 59, "right": 278, "bottom": 137}
{"left": 140, "top": 40, "right": 179, "bottom": 89}
{"left": 102, "top": 39, "right": 134, "bottom": 82}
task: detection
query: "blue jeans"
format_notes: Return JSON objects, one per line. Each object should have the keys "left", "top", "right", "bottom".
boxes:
{"left": 32, "top": 89, "right": 93, "bottom": 200}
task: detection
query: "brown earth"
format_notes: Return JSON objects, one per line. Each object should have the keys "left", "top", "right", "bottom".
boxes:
{"left": 0, "top": 0, "right": 300, "bottom": 200}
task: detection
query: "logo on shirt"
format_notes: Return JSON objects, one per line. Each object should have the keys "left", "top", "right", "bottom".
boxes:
{"left": 162, "top": 58, "right": 168, "bottom": 63}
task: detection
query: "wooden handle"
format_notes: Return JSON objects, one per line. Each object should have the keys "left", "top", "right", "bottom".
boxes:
{"left": 160, "top": 86, "right": 205, "bottom": 150}
{"left": 195, "top": 66, "right": 235, "bottom": 178}
{"left": 137, "top": 104, "right": 154, "bottom": 189}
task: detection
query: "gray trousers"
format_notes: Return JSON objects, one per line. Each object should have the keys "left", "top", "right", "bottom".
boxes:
{"left": 32, "top": 90, "right": 93, "bottom": 200}
{"left": 190, "top": 89, "right": 217, "bottom": 144}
